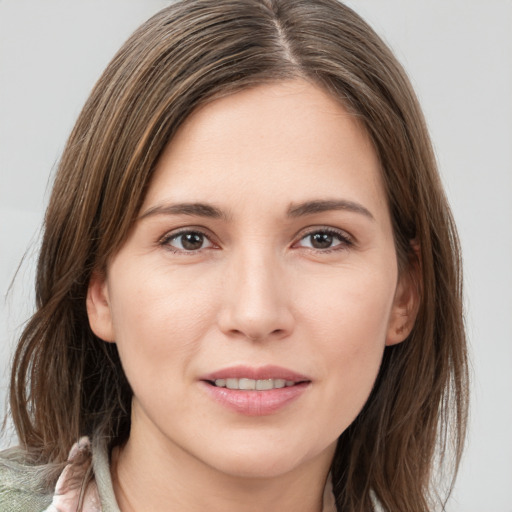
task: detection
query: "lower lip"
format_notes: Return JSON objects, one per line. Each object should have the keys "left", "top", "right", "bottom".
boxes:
{"left": 201, "top": 381, "right": 309, "bottom": 416}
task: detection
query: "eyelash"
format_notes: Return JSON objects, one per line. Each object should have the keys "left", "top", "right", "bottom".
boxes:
{"left": 294, "top": 227, "right": 353, "bottom": 253}
{"left": 159, "top": 229, "right": 217, "bottom": 255}
{"left": 159, "top": 227, "right": 353, "bottom": 254}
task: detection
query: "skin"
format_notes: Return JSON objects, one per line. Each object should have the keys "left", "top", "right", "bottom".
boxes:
{"left": 87, "top": 79, "right": 418, "bottom": 512}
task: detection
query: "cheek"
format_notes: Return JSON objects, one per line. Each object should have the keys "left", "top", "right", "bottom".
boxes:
{"left": 299, "top": 266, "right": 396, "bottom": 422}
{"left": 106, "top": 264, "right": 220, "bottom": 383}
{"left": 318, "top": 306, "right": 387, "bottom": 393}
{"left": 301, "top": 264, "right": 396, "bottom": 348}
{"left": 307, "top": 320, "right": 387, "bottom": 440}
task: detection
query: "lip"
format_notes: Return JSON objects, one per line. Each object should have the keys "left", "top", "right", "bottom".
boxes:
{"left": 200, "top": 365, "right": 311, "bottom": 416}
{"left": 200, "top": 365, "right": 310, "bottom": 382}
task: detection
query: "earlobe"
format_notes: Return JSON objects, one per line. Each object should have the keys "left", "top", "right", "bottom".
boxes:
{"left": 386, "top": 250, "right": 421, "bottom": 346}
{"left": 86, "top": 271, "right": 116, "bottom": 343}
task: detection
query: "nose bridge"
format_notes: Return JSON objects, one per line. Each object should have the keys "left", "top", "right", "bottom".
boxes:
{"left": 218, "top": 242, "right": 293, "bottom": 341}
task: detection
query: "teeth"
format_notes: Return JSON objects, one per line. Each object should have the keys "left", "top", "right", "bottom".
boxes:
{"left": 214, "top": 378, "right": 294, "bottom": 390}
{"left": 226, "top": 378, "right": 238, "bottom": 389}
{"left": 256, "top": 379, "right": 273, "bottom": 390}
{"left": 239, "top": 378, "right": 256, "bottom": 390}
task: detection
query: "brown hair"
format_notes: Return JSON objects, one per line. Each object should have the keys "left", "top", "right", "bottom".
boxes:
{"left": 9, "top": 0, "right": 468, "bottom": 510}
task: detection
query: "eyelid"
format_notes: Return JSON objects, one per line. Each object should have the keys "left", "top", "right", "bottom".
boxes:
{"left": 292, "top": 226, "right": 354, "bottom": 250}
{"left": 158, "top": 226, "right": 219, "bottom": 253}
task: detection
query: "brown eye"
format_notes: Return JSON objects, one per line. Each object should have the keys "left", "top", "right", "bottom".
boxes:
{"left": 310, "top": 232, "right": 334, "bottom": 249}
{"left": 296, "top": 229, "right": 351, "bottom": 251}
{"left": 165, "top": 231, "right": 213, "bottom": 252}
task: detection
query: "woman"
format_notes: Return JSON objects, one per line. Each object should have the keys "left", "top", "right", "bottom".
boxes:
{"left": 1, "top": 0, "right": 468, "bottom": 511}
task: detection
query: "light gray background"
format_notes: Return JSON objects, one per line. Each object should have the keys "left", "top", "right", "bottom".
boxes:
{"left": 1, "top": 1, "right": 511, "bottom": 510}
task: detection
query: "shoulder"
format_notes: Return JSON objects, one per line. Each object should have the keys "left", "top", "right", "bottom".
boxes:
{"left": 0, "top": 449, "right": 53, "bottom": 511}
{"left": 1, "top": 437, "right": 117, "bottom": 512}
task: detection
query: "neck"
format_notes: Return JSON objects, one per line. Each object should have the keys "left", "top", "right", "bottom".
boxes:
{"left": 111, "top": 420, "right": 334, "bottom": 512}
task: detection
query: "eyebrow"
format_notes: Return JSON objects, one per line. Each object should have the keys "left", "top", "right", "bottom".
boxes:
{"left": 138, "top": 198, "right": 374, "bottom": 222}
{"left": 287, "top": 199, "right": 374, "bottom": 220}
{"left": 139, "top": 202, "right": 227, "bottom": 221}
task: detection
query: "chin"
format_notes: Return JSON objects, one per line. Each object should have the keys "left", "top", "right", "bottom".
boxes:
{"left": 210, "top": 453, "right": 304, "bottom": 479}
{"left": 199, "top": 437, "right": 332, "bottom": 480}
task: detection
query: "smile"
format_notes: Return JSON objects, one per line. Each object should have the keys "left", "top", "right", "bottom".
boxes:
{"left": 212, "top": 378, "right": 297, "bottom": 390}
{"left": 200, "top": 365, "right": 311, "bottom": 415}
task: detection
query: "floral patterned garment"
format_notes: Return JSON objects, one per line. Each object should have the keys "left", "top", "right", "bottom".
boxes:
{"left": 44, "top": 438, "right": 101, "bottom": 512}
{"left": 45, "top": 437, "right": 337, "bottom": 512}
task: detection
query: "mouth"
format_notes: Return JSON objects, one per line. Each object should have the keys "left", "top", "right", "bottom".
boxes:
{"left": 200, "top": 366, "right": 311, "bottom": 415}
{"left": 200, "top": 365, "right": 311, "bottom": 389}
{"left": 207, "top": 377, "right": 304, "bottom": 390}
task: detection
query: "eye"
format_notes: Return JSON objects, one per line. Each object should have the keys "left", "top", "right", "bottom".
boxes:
{"left": 295, "top": 228, "right": 352, "bottom": 251}
{"left": 161, "top": 230, "right": 214, "bottom": 252}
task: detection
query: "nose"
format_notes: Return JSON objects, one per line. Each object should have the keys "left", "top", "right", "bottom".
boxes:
{"left": 217, "top": 249, "right": 295, "bottom": 342}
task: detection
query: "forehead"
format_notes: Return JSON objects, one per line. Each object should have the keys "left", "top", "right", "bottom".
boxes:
{"left": 143, "top": 80, "right": 388, "bottom": 223}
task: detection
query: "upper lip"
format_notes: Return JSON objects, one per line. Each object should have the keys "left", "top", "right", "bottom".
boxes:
{"left": 200, "top": 365, "right": 311, "bottom": 383}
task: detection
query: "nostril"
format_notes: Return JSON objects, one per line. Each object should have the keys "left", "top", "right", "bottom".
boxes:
{"left": 243, "top": 328, "right": 286, "bottom": 342}
{"left": 216, "top": 298, "right": 295, "bottom": 341}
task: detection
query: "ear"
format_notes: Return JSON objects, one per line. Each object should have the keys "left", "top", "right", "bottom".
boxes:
{"left": 86, "top": 270, "right": 116, "bottom": 343}
{"left": 385, "top": 248, "right": 421, "bottom": 346}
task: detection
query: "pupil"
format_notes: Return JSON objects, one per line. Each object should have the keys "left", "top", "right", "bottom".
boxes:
{"left": 182, "top": 233, "right": 203, "bottom": 250}
{"left": 311, "top": 233, "right": 333, "bottom": 249}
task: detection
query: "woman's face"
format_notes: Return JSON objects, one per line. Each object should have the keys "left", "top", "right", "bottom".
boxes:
{"left": 88, "top": 80, "right": 415, "bottom": 479}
